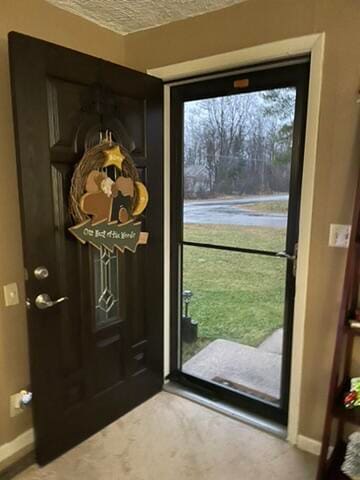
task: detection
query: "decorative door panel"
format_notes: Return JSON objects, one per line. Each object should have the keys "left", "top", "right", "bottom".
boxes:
{"left": 46, "top": 77, "right": 90, "bottom": 150}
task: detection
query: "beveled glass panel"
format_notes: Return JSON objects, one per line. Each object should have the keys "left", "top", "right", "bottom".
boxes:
{"left": 94, "top": 248, "right": 119, "bottom": 328}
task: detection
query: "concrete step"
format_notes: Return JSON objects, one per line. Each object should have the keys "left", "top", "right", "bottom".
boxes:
{"left": 258, "top": 328, "right": 283, "bottom": 354}
{"left": 183, "top": 339, "right": 282, "bottom": 401}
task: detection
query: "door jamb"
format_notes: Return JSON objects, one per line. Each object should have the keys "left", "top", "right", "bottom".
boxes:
{"left": 148, "top": 32, "right": 326, "bottom": 446}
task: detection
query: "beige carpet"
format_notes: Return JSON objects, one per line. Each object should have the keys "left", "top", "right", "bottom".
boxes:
{"left": 15, "top": 392, "right": 317, "bottom": 480}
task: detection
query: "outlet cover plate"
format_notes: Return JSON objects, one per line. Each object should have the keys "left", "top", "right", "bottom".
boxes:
{"left": 10, "top": 393, "right": 23, "bottom": 417}
{"left": 329, "top": 224, "right": 351, "bottom": 248}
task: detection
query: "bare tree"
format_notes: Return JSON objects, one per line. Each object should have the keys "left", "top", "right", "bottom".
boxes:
{"left": 183, "top": 87, "right": 296, "bottom": 198}
{"left": 185, "top": 95, "right": 253, "bottom": 194}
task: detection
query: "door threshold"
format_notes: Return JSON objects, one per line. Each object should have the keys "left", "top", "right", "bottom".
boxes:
{"left": 163, "top": 381, "right": 287, "bottom": 440}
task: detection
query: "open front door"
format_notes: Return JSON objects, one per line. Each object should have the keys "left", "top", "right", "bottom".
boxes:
{"left": 9, "top": 32, "right": 163, "bottom": 465}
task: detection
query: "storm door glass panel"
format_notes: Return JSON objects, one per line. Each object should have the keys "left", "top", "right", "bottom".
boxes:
{"left": 181, "top": 245, "right": 286, "bottom": 403}
{"left": 94, "top": 248, "right": 119, "bottom": 327}
{"left": 183, "top": 88, "right": 296, "bottom": 252}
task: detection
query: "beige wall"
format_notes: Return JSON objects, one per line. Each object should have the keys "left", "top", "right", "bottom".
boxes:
{"left": 124, "top": 0, "right": 360, "bottom": 442}
{"left": 1, "top": 0, "right": 360, "bottom": 459}
{"left": 0, "top": 0, "right": 124, "bottom": 453}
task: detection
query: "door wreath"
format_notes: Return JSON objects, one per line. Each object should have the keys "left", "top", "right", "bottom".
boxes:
{"left": 68, "top": 135, "right": 149, "bottom": 253}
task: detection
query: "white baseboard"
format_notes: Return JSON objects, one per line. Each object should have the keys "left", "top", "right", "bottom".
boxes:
{"left": 297, "top": 434, "right": 322, "bottom": 456}
{"left": 0, "top": 428, "right": 34, "bottom": 466}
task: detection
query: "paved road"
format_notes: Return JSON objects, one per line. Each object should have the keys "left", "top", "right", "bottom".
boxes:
{"left": 184, "top": 194, "right": 288, "bottom": 228}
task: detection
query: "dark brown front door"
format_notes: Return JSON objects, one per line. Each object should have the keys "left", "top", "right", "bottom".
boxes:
{"left": 9, "top": 32, "right": 163, "bottom": 465}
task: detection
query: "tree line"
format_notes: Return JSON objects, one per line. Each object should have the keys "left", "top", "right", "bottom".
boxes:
{"left": 183, "top": 88, "right": 296, "bottom": 199}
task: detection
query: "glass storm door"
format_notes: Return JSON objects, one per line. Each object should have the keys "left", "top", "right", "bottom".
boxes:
{"left": 170, "top": 61, "right": 309, "bottom": 424}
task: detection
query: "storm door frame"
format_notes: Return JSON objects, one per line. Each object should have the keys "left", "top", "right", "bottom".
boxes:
{"left": 168, "top": 59, "right": 310, "bottom": 425}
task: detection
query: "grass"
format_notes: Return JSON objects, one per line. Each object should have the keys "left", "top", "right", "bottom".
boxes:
{"left": 184, "top": 222, "right": 286, "bottom": 251}
{"left": 182, "top": 223, "right": 286, "bottom": 362}
{"left": 242, "top": 200, "right": 288, "bottom": 214}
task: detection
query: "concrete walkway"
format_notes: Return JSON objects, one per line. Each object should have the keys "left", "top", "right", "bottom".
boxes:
{"left": 183, "top": 329, "right": 284, "bottom": 402}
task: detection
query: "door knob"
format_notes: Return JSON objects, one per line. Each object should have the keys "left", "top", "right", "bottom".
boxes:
{"left": 35, "top": 293, "right": 69, "bottom": 310}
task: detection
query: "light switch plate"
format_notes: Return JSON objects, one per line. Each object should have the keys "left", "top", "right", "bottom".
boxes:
{"left": 3, "top": 283, "right": 19, "bottom": 306}
{"left": 329, "top": 224, "right": 351, "bottom": 248}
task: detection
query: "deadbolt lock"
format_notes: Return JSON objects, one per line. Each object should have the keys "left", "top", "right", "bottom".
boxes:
{"left": 34, "top": 266, "right": 49, "bottom": 280}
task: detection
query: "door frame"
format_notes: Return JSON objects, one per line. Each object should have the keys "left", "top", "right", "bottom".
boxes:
{"left": 148, "top": 32, "right": 326, "bottom": 445}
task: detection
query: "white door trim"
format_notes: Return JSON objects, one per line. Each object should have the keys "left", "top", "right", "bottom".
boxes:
{"left": 150, "top": 32, "right": 326, "bottom": 446}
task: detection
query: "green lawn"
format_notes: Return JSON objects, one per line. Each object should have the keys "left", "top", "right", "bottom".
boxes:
{"left": 182, "top": 224, "right": 286, "bottom": 362}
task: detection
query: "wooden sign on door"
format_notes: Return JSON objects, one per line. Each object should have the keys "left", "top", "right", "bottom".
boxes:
{"left": 69, "top": 140, "right": 149, "bottom": 253}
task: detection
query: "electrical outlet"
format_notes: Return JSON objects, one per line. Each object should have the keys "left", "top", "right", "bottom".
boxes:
{"left": 329, "top": 224, "right": 351, "bottom": 248}
{"left": 9, "top": 390, "right": 32, "bottom": 417}
{"left": 3, "top": 283, "right": 19, "bottom": 306}
{"left": 10, "top": 392, "right": 24, "bottom": 417}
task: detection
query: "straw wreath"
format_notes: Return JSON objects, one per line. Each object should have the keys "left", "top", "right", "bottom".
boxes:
{"left": 69, "top": 141, "right": 139, "bottom": 224}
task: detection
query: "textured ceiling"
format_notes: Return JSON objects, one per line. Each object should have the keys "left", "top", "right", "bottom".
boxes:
{"left": 45, "top": 0, "right": 249, "bottom": 35}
